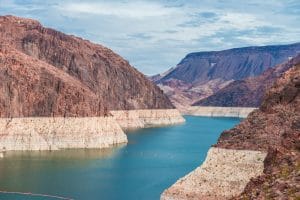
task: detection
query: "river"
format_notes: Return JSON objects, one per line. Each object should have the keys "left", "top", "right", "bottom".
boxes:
{"left": 0, "top": 116, "right": 241, "bottom": 200}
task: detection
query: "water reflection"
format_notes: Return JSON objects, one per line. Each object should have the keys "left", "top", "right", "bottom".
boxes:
{"left": 0, "top": 117, "right": 240, "bottom": 200}
{"left": 1, "top": 144, "right": 126, "bottom": 160}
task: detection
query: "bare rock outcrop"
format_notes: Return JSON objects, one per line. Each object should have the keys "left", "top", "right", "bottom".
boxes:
{"left": 0, "top": 15, "right": 174, "bottom": 117}
{"left": 0, "top": 15, "right": 184, "bottom": 151}
{"left": 0, "top": 117, "right": 127, "bottom": 151}
{"left": 152, "top": 43, "right": 300, "bottom": 107}
{"left": 111, "top": 109, "right": 185, "bottom": 130}
{"left": 161, "top": 148, "right": 267, "bottom": 200}
{"left": 183, "top": 106, "right": 256, "bottom": 118}
{"left": 162, "top": 57, "right": 300, "bottom": 199}
{"left": 194, "top": 54, "right": 300, "bottom": 107}
{"left": 215, "top": 63, "right": 300, "bottom": 199}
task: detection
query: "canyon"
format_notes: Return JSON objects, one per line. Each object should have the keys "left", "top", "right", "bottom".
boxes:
{"left": 0, "top": 15, "right": 184, "bottom": 151}
{"left": 195, "top": 54, "right": 300, "bottom": 107}
{"left": 161, "top": 57, "right": 300, "bottom": 199}
{"left": 152, "top": 43, "right": 300, "bottom": 108}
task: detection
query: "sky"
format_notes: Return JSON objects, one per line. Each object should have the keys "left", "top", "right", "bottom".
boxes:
{"left": 0, "top": 0, "right": 299, "bottom": 75}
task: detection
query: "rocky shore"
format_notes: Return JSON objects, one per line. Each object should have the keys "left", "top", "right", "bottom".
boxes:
{"left": 183, "top": 106, "right": 256, "bottom": 118}
{"left": 0, "top": 109, "right": 184, "bottom": 151}
{"left": 161, "top": 148, "right": 267, "bottom": 200}
{"left": 0, "top": 16, "right": 184, "bottom": 152}
{"left": 161, "top": 59, "right": 300, "bottom": 199}
{"left": 111, "top": 109, "right": 185, "bottom": 130}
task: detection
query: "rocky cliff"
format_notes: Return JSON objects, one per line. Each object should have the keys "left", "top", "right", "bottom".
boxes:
{"left": 0, "top": 15, "right": 174, "bottom": 117}
{"left": 0, "top": 15, "right": 185, "bottom": 151}
{"left": 0, "top": 117, "right": 127, "bottom": 151}
{"left": 194, "top": 54, "right": 300, "bottom": 107}
{"left": 152, "top": 43, "right": 300, "bottom": 107}
{"left": 161, "top": 58, "right": 300, "bottom": 199}
{"left": 0, "top": 109, "right": 185, "bottom": 151}
{"left": 111, "top": 109, "right": 185, "bottom": 130}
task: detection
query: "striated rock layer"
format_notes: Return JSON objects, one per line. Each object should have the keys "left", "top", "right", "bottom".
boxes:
{"left": 0, "top": 15, "right": 174, "bottom": 117}
{"left": 161, "top": 58, "right": 300, "bottom": 199}
{"left": 0, "top": 117, "right": 127, "bottom": 151}
{"left": 183, "top": 106, "right": 256, "bottom": 118}
{"left": 152, "top": 43, "right": 300, "bottom": 107}
{"left": 194, "top": 54, "right": 300, "bottom": 107}
{"left": 111, "top": 109, "right": 185, "bottom": 130}
{"left": 161, "top": 148, "right": 267, "bottom": 200}
{"left": 0, "top": 15, "right": 184, "bottom": 151}
{"left": 216, "top": 63, "right": 300, "bottom": 200}
{"left": 0, "top": 109, "right": 184, "bottom": 151}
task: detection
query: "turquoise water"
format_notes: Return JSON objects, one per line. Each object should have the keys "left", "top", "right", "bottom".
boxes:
{"left": 0, "top": 116, "right": 240, "bottom": 200}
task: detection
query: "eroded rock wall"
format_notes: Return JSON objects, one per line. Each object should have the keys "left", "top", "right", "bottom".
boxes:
{"left": 161, "top": 148, "right": 267, "bottom": 200}
{"left": 161, "top": 58, "right": 300, "bottom": 200}
{"left": 0, "top": 15, "right": 174, "bottom": 116}
{"left": 183, "top": 106, "right": 256, "bottom": 118}
{"left": 0, "top": 117, "right": 127, "bottom": 151}
{"left": 0, "top": 109, "right": 184, "bottom": 151}
{"left": 111, "top": 109, "right": 185, "bottom": 130}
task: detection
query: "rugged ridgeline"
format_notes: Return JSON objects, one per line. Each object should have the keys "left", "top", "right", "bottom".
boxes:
{"left": 152, "top": 43, "right": 300, "bottom": 108}
{"left": 161, "top": 60, "right": 300, "bottom": 199}
{"left": 194, "top": 54, "right": 300, "bottom": 107}
{"left": 0, "top": 15, "right": 174, "bottom": 117}
{"left": 0, "top": 15, "right": 184, "bottom": 151}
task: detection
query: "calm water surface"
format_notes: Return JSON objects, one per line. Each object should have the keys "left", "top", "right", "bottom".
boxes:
{"left": 0, "top": 116, "right": 241, "bottom": 200}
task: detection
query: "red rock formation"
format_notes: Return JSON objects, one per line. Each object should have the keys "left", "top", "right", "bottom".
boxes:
{"left": 152, "top": 43, "right": 300, "bottom": 107}
{"left": 0, "top": 15, "right": 174, "bottom": 117}
{"left": 215, "top": 62, "right": 300, "bottom": 199}
{"left": 194, "top": 54, "right": 300, "bottom": 107}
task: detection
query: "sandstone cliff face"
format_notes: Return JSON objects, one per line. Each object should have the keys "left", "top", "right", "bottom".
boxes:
{"left": 0, "top": 117, "right": 127, "bottom": 151}
{"left": 194, "top": 54, "right": 300, "bottom": 107}
{"left": 0, "top": 15, "right": 183, "bottom": 151}
{"left": 111, "top": 109, "right": 185, "bottom": 130}
{"left": 161, "top": 148, "right": 267, "bottom": 200}
{"left": 0, "top": 47, "right": 100, "bottom": 117}
{"left": 161, "top": 58, "right": 299, "bottom": 200}
{"left": 214, "top": 63, "right": 300, "bottom": 199}
{"left": 183, "top": 106, "right": 256, "bottom": 118}
{"left": 0, "top": 15, "right": 174, "bottom": 117}
{"left": 152, "top": 44, "right": 300, "bottom": 107}
{"left": 0, "top": 109, "right": 185, "bottom": 151}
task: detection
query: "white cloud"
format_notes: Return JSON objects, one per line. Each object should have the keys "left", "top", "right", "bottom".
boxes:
{"left": 0, "top": 0, "right": 299, "bottom": 75}
{"left": 59, "top": 1, "right": 177, "bottom": 18}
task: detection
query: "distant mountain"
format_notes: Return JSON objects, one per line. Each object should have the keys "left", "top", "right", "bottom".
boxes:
{"left": 0, "top": 15, "right": 174, "bottom": 117}
{"left": 194, "top": 54, "right": 300, "bottom": 107}
{"left": 152, "top": 43, "right": 300, "bottom": 108}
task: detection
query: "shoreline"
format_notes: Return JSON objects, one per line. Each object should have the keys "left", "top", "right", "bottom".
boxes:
{"left": 111, "top": 109, "right": 185, "bottom": 130}
{"left": 0, "top": 109, "right": 184, "bottom": 151}
{"left": 181, "top": 106, "right": 257, "bottom": 118}
{"left": 161, "top": 147, "right": 267, "bottom": 200}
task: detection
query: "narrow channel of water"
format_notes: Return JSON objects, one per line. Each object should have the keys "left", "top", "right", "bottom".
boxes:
{"left": 0, "top": 116, "right": 241, "bottom": 200}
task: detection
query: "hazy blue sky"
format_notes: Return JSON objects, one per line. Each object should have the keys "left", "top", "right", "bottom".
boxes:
{"left": 0, "top": 0, "right": 299, "bottom": 75}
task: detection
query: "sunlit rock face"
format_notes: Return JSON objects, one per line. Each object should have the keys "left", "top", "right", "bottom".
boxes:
{"left": 194, "top": 54, "right": 300, "bottom": 107}
{"left": 161, "top": 58, "right": 300, "bottom": 199}
{"left": 161, "top": 148, "right": 267, "bottom": 200}
{"left": 0, "top": 15, "right": 184, "bottom": 151}
{"left": 152, "top": 43, "right": 300, "bottom": 107}
{"left": 0, "top": 15, "right": 174, "bottom": 118}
